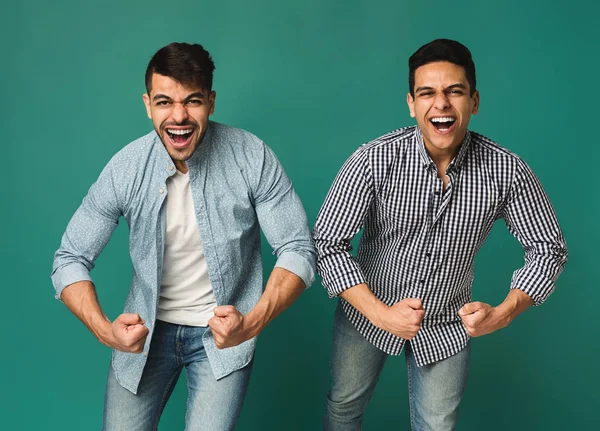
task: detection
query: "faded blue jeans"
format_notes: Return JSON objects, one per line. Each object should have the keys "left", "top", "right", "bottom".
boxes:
{"left": 103, "top": 320, "right": 253, "bottom": 430}
{"left": 324, "top": 302, "right": 470, "bottom": 431}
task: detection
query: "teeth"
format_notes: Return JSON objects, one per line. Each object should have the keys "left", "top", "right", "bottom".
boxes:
{"left": 431, "top": 117, "right": 455, "bottom": 123}
{"left": 167, "top": 129, "right": 193, "bottom": 135}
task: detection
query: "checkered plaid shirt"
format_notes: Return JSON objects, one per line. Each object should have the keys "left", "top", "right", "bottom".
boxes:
{"left": 313, "top": 126, "right": 567, "bottom": 366}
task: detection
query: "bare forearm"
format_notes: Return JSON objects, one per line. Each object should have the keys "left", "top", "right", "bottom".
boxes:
{"left": 340, "top": 283, "right": 387, "bottom": 328}
{"left": 61, "top": 281, "right": 115, "bottom": 347}
{"left": 243, "top": 267, "right": 306, "bottom": 338}
{"left": 341, "top": 283, "right": 425, "bottom": 339}
{"left": 495, "top": 289, "right": 534, "bottom": 326}
{"left": 459, "top": 289, "right": 534, "bottom": 337}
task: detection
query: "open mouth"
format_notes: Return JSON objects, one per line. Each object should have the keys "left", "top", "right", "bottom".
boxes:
{"left": 165, "top": 128, "right": 194, "bottom": 148}
{"left": 430, "top": 117, "right": 456, "bottom": 133}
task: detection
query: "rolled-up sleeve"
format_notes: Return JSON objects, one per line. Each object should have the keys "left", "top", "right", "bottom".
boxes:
{"left": 253, "top": 143, "right": 316, "bottom": 287}
{"left": 51, "top": 160, "right": 122, "bottom": 300}
{"left": 313, "top": 148, "right": 373, "bottom": 298}
{"left": 503, "top": 158, "right": 568, "bottom": 305}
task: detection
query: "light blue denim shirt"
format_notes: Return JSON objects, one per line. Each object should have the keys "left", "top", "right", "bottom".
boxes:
{"left": 51, "top": 121, "right": 316, "bottom": 394}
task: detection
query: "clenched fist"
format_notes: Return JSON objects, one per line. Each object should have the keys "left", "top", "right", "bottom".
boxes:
{"left": 110, "top": 313, "right": 149, "bottom": 353}
{"left": 377, "top": 298, "right": 425, "bottom": 340}
{"left": 458, "top": 302, "right": 505, "bottom": 337}
{"left": 208, "top": 306, "right": 250, "bottom": 349}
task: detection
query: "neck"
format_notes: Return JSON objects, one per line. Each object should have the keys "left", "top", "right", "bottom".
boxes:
{"left": 174, "top": 160, "right": 188, "bottom": 173}
{"left": 424, "top": 143, "right": 458, "bottom": 171}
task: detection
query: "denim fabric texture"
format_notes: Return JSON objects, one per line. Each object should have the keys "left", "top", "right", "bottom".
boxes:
{"left": 52, "top": 121, "right": 316, "bottom": 394}
{"left": 324, "top": 302, "right": 470, "bottom": 431}
{"left": 103, "top": 320, "right": 254, "bottom": 430}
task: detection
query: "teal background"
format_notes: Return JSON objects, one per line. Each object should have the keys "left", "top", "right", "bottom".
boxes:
{"left": 2, "top": 0, "right": 598, "bottom": 429}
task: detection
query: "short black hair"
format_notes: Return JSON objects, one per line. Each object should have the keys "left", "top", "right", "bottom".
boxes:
{"left": 145, "top": 42, "right": 215, "bottom": 94}
{"left": 408, "top": 39, "right": 476, "bottom": 97}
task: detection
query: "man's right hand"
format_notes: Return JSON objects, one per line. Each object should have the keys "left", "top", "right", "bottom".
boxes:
{"left": 375, "top": 298, "right": 425, "bottom": 340}
{"left": 61, "top": 281, "right": 149, "bottom": 354}
{"left": 106, "top": 313, "right": 149, "bottom": 353}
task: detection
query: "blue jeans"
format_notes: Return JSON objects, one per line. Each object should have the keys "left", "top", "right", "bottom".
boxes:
{"left": 324, "top": 303, "right": 470, "bottom": 431}
{"left": 103, "top": 320, "right": 253, "bottom": 431}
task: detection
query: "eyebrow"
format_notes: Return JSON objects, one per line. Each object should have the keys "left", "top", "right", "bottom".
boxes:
{"left": 184, "top": 92, "right": 206, "bottom": 100}
{"left": 152, "top": 91, "right": 206, "bottom": 102}
{"left": 415, "top": 86, "right": 434, "bottom": 93}
{"left": 152, "top": 94, "right": 171, "bottom": 101}
{"left": 415, "top": 83, "right": 467, "bottom": 93}
{"left": 445, "top": 83, "right": 467, "bottom": 91}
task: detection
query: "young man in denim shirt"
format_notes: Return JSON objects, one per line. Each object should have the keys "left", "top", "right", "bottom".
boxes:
{"left": 52, "top": 42, "right": 315, "bottom": 430}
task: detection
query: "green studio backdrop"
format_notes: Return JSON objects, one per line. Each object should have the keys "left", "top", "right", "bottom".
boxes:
{"left": 2, "top": 0, "right": 598, "bottom": 429}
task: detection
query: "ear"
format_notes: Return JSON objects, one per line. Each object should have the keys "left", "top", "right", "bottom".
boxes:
{"left": 209, "top": 90, "right": 216, "bottom": 116}
{"left": 406, "top": 92, "right": 416, "bottom": 118}
{"left": 472, "top": 90, "right": 480, "bottom": 115}
{"left": 142, "top": 93, "right": 152, "bottom": 119}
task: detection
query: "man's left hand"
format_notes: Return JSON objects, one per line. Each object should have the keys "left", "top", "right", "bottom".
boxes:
{"left": 208, "top": 305, "right": 251, "bottom": 349}
{"left": 458, "top": 302, "right": 508, "bottom": 337}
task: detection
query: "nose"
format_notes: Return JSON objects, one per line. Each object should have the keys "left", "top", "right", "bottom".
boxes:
{"left": 170, "top": 102, "right": 188, "bottom": 124}
{"left": 434, "top": 92, "right": 450, "bottom": 110}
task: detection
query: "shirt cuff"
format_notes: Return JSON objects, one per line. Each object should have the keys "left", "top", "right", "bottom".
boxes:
{"left": 274, "top": 251, "right": 315, "bottom": 288}
{"left": 51, "top": 262, "right": 93, "bottom": 301}
{"left": 509, "top": 284, "right": 553, "bottom": 306}
{"left": 322, "top": 270, "right": 367, "bottom": 298}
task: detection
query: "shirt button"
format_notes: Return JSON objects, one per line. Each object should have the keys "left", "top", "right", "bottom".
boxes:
{"left": 434, "top": 191, "right": 440, "bottom": 196}
{"left": 143, "top": 351, "right": 147, "bottom": 357}
{"left": 425, "top": 252, "right": 431, "bottom": 257}
{"left": 159, "top": 188, "right": 164, "bottom": 194}
{"left": 419, "top": 280, "right": 425, "bottom": 284}
{"left": 168, "top": 166, "right": 174, "bottom": 171}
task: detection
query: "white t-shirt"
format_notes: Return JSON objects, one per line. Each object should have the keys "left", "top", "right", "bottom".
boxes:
{"left": 157, "top": 169, "right": 217, "bottom": 326}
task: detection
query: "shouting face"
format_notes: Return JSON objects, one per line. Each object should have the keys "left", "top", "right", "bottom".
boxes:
{"left": 143, "top": 73, "right": 215, "bottom": 172}
{"left": 407, "top": 61, "right": 479, "bottom": 160}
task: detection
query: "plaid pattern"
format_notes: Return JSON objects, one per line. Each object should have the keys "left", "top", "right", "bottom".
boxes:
{"left": 314, "top": 126, "right": 567, "bottom": 366}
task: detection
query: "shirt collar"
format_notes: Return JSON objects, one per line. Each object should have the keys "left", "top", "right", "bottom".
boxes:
{"left": 415, "top": 126, "right": 472, "bottom": 173}
{"left": 186, "top": 120, "right": 214, "bottom": 168}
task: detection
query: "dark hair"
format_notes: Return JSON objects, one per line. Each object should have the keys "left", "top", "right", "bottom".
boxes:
{"left": 145, "top": 42, "right": 215, "bottom": 94}
{"left": 408, "top": 39, "right": 476, "bottom": 97}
